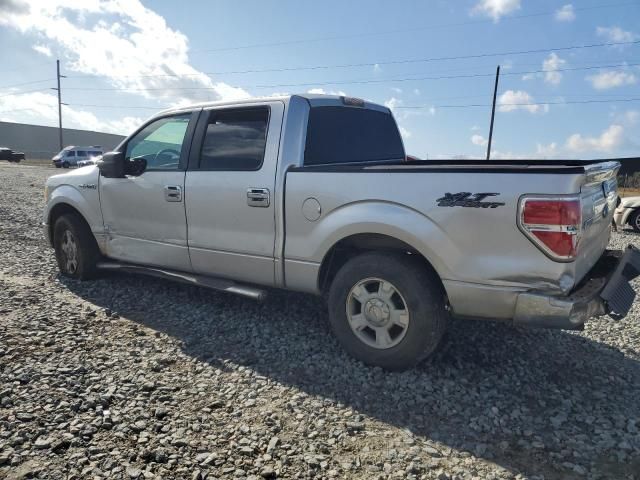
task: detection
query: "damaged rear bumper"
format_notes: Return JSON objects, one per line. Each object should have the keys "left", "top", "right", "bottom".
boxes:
{"left": 513, "top": 245, "right": 640, "bottom": 330}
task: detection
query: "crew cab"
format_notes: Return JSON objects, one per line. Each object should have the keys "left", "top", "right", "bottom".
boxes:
{"left": 43, "top": 94, "right": 640, "bottom": 370}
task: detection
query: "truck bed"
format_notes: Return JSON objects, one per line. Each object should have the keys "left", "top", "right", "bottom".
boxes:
{"left": 283, "top": 159, "right": 619, "bottom": 321}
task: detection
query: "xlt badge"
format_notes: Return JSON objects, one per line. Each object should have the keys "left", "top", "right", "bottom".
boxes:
{"left": 436, "top": 192, "right": 504, "bottom": 209}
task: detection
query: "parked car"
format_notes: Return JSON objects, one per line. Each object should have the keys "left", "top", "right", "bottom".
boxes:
{"left": 0, "top": 147, "right": 25, "bottom": 163}
{"left": 52, "top": 146, "right": 103, "bottom": 168}
{"left": 76, "top": 156, "right": 101, "bottom": 168}
{"left": 43, "top": 94, "right": 639, "bottom": 370}
{"left": 614, "top": 196, "right": 640, "bottom": 232}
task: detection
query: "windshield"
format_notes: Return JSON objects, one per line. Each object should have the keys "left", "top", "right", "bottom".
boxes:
{"left": 53, "top": 147, "right": 71, "bottom": 160}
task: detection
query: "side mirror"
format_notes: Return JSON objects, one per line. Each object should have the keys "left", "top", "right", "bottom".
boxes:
{"left": 97, "top": 151, "right": 125, "bottom": 178}
{"left": 126, "top": 156, "right": 147, "bottom": 176}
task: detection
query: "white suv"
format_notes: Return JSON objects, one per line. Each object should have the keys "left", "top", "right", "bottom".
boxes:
{"left": 52, "top": 146, "right": 103, "bottom": 168}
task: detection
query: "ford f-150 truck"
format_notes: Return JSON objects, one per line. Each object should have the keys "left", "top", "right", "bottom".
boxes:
{"left": 43, "top": 94, "right": 640, "bottom": 370}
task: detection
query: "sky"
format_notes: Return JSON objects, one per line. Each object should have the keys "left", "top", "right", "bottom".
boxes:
{"left": 0, "top": 0, "right": 639, "bottom": 159}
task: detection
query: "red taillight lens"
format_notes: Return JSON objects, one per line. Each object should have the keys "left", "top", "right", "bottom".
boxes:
{"left": 522, "top": 200, "right": 581, "bottom": 226}
{"left": 520, "top": 197, "right": 582, "bottom": 261}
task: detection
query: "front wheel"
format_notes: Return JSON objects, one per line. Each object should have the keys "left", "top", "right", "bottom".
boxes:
{"left": 328, "top": 252, "right": 448, "bottom": 371}
{"left": 630, "top": 209, "right": 640, "bottom": 233}
{"left": 62, "top": 161, "right": 70, "bottom": 168}
{"left": 53, "top": 214, "right": 100, "bottom": 280}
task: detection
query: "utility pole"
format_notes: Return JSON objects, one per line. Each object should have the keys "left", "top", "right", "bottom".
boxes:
{"left": 52, "top": 59, "right": 66, "bottom": 151}
{"left": 486, "top": 65, "right": 500, "bottom": 160}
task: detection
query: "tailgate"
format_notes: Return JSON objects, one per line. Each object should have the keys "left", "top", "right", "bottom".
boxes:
{"left": 575, "top": 161, "right": 620, "bottom": 281}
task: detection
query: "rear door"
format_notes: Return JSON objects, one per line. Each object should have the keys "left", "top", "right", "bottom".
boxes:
{"left": 185, "top": 101, "right": 284, "bottom": 286}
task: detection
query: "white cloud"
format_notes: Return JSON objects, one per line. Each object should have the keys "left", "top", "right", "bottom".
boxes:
{"left": 384, "top": 97, "right": 402, "bottom": 111}
{"left": 554, "top": 4, "right": 575, "bottom": 22}
{"left": 391, "top": 87, "right": 403, "bottom": 94}
{"left": 536, "top": 142, "right": 559, "bottom": 157}
{"left": 498, "top": 90, "right": 547, "bottom": 114}
{"left": 0, "top": 90, "right": 145, "bottom": 134}
{"left": 399, "top": 126, "right": 412, "bottom": 139}
{"left": 0, "top": 0, "right": 250, "bottom": 108}
{"left": 413, "top": 88, "right": 421, "bottom": 96}
{"left": 542, "top": 53, "right": 566, "bottom": 85}
{"left": 471, "top": 0, "right": 520, "bottom": 21}
{"left": 373, "top": 64, "right": 382, "bottom": 73}
{"left": 307, "top": 88, "right": 347, "bottom": 96}
{"left": 32, "top": 44, "right": 52, "bottom": 57}
{"left": 587, "top": 70, "right": 637, "bottom": 90}
{"left": 566, "top": 124, "right": 624, "bottom": 153}
{"left": 596, "top": 26, "right": 638, "bottom": 43}
{"left": 471, "top": 125, "right": 481, "bottom": 131}
{"left": 623, "top": 110, "right": 639, "bottom": 124}
{"left": 471, "top": 134, "right": 488, "bottom": 146}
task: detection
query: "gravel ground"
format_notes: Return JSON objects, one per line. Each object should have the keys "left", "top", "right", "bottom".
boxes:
{"left": 1, "top": 162, "right": 639, "bottom": 480}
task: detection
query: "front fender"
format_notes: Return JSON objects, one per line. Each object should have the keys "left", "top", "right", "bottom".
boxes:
{"left": 284, "top": 200, "right": 460, "bottom": 292}
{"left": 45, "top": 184, "right": 104, "bottom": 242}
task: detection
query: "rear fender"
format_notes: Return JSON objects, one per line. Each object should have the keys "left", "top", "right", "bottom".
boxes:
{"left": 285, "top": 200, "right": 459, "bottom": 292}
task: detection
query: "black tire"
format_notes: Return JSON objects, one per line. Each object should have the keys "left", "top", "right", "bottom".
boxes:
{"left": 630, "top": 209, "right": 640, "bottom": 233}
{"left": 327, "top": 252, "right": 448, "bottom": 371}
{"left": 53, "top": 214, "right": 100, "bottom": 280}
{"left": 62, "top": 161, "right": 70, "bottom": 168}
{"left": 55, "top": 164, "right": 62, "bottom": 168}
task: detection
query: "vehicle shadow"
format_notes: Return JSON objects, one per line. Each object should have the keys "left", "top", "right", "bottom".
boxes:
{"left": 61, "top": 273, "right": 640, "bottom": 479}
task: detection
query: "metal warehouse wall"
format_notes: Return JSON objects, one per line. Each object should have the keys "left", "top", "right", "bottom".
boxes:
{"left": 0, "top": 121, "right": 125, "bottom": 160}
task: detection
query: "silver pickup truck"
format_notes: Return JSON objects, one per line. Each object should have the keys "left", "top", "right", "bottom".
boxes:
{"left": 43, "top": 94, "right": 640, "bottom": 370}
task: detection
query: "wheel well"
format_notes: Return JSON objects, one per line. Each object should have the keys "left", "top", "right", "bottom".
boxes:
{"left": 318, "top": 233, "right": 443, "bottom": 294}
{"left": 48, "top": 203, "right": 88, "bottom": 246}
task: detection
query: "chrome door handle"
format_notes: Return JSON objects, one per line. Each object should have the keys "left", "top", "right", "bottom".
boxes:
{"left": 247, "top": 188, "right": 270, "bottom": 207}
{"left": 164, "top": 185, "right": 182, "bottom": 202}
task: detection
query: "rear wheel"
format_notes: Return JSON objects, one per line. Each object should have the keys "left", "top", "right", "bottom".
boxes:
{"left": 630, "top": 209, "right": 640, "bottom": 233}
{"left": 53, "top": 214, "right": 100, "bottom": 279}
{"left": 328, "top": 252, "right": 448, "bottom": 370}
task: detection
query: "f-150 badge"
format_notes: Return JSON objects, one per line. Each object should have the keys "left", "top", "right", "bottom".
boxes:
{"left": 436, "top": 192, "right": 504, "bottom": 209}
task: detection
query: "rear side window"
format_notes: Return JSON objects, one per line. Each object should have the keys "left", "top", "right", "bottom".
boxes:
{"left": 199, "top": 108, "right": 269, "bottom": 170}
{"left": 304, "top": 107, "right": 404, "bottom": 166}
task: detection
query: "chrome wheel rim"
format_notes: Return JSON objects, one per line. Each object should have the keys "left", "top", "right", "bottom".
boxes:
{"left": 60, "top": 230, "right": 78, "bottom": 274}
{"left": 346, "top": 277, "right": 410, "bottom": 349}
{"left": 635, "top": 213, "right": 640, "bottom": 231}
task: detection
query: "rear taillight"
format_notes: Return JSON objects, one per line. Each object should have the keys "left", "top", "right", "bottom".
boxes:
{"left": 518, "top": 196, "right": 582, "bottom": 261}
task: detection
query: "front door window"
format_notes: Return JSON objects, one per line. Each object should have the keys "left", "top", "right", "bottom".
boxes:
{"left": 125, "top": 114, "right": 191, "bottom": 171}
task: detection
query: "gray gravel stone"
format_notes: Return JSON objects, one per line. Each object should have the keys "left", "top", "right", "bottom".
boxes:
{"left": 0, "top": 163, "right": 639, "bottom": 479}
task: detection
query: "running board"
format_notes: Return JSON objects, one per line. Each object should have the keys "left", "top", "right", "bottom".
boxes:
{"left": 96, "top": 262, "right": 267, "bottom": 301}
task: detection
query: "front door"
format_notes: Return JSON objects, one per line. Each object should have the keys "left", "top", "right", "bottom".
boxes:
{"left": 99, "top": 111, "right": 198, "bottom": 271}
{"left": 185, "top": 102, "right": 284, "bottom": 286}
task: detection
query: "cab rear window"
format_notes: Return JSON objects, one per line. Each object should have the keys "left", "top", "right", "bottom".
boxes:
{"left": 304, "top": 106, "right": 404, "bottom": 166}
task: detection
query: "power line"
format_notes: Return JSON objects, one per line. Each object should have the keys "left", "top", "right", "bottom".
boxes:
{"left": 57, "top": 61, "right": 640, "bottom": 92}
{"left": 69, "top": 103, "right": 162, "bottom": 110}
{"left": 4, "top": 59, "right": 635, "bottom": 99}
{"left": 0, "top": 88, "right": 51, "bottom": 98}
{"left": 63, "top": 40, "right": 640, "bottom": 79}
{"left": 397, "top": 97, "right": 640, "bottom": 109}
{"left": 60, "top": 96, "right": 640, "bottom": 112}
{"left": 0, "top": 78, "right": 54, "bottom": 89}
{"left": 189, "top": 1, "right": 639, "bottom": 54}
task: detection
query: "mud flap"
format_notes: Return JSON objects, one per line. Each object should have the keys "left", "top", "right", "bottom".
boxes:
{"left": 600, "top": 245, "right": 640, "bottom": 319}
